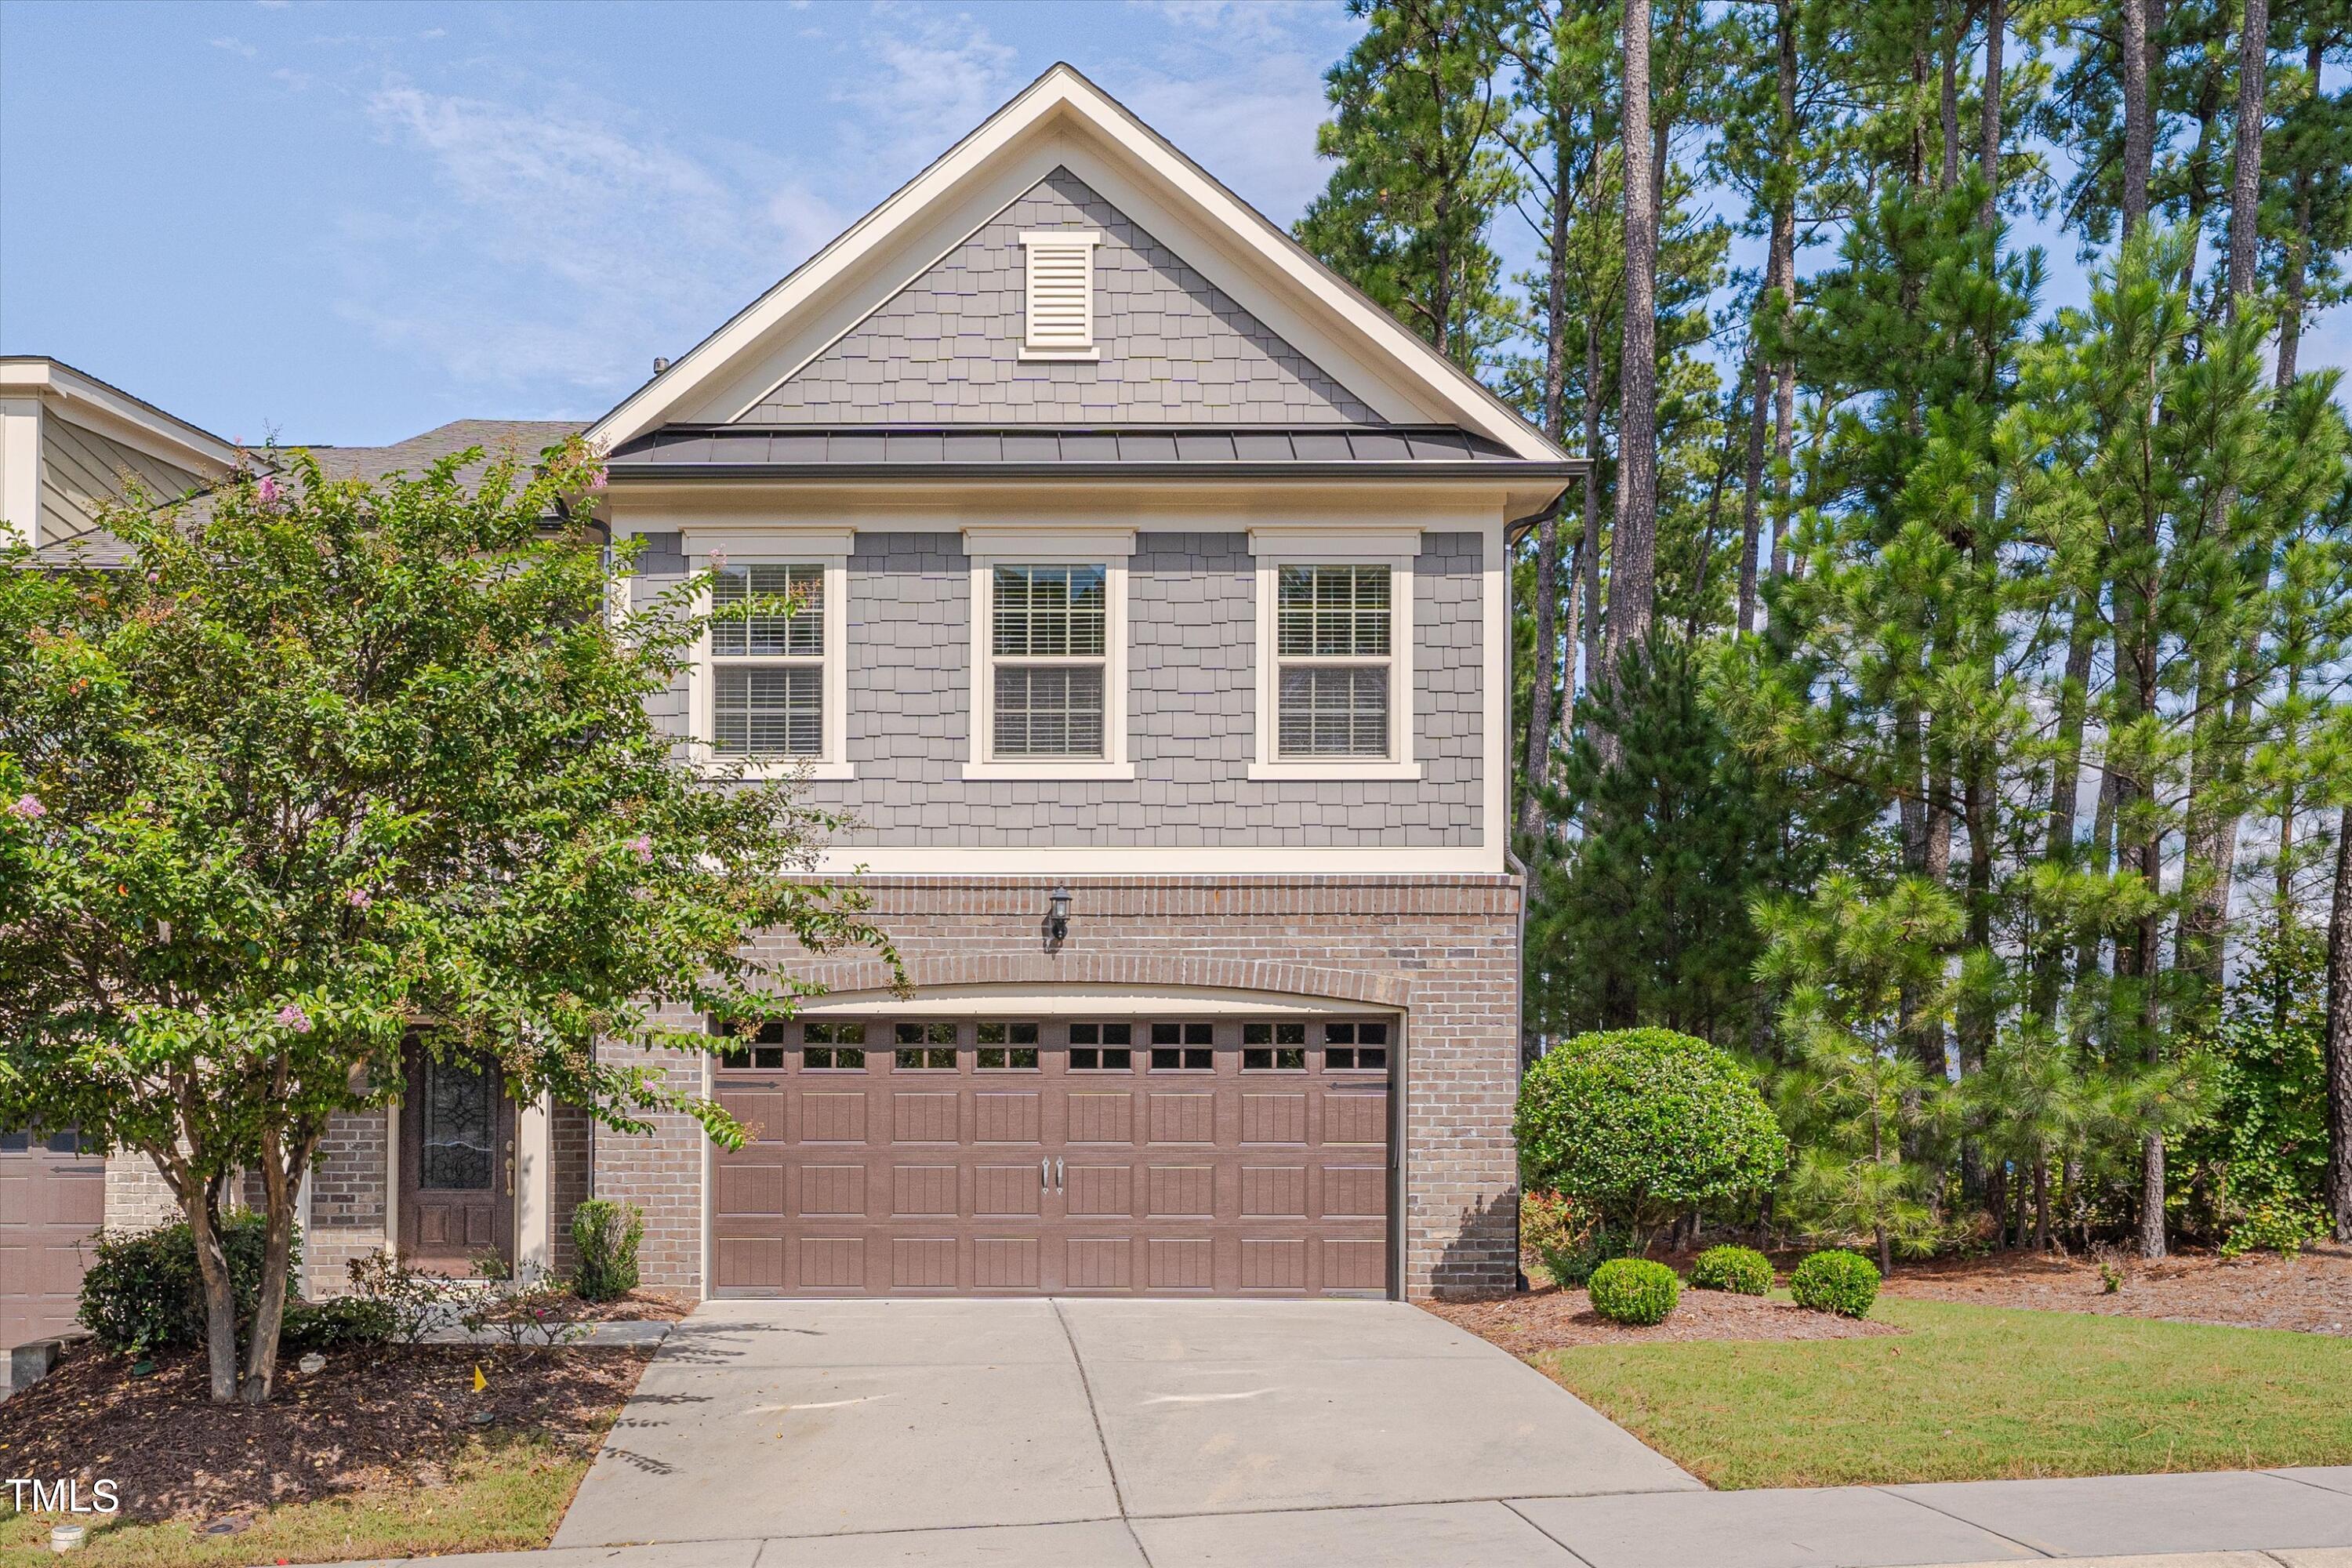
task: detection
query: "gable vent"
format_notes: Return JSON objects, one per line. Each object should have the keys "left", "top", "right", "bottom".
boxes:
{"left": 1019, "top": 230, "right": 1102, "bottom": 361}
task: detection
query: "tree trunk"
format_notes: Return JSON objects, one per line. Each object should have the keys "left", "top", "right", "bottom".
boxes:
{"left": 2034, "top": 1153, "right": 2052, "bottom": 1251}
{"left": 2122, "top": 0, "right": 2154, "bottom": 234}
{"left": 1580, "top": 314, "right": 1606, "bottom": 686}
{"left": 239, "top": 1130, "right": 314, "bottom": 1404}
{"left": 2224, "top": 0, "right": 2268, "bottom": 314}
{"left": 2073, "top": 767, "right": 2120, "bottom": 1010}
{"left": 1737, "top": 345, "right": 1772, "bottom": 633}
{"left": 2035, "top": 603, "right": 2099, "bottom": 1022}
{"left": 2326, "top": 804, "right": 2352, "bottom": 1243}
{"left": 1519, "top": 113, "right": 1579, "bottom": 844}
{"left": 1608, "top": 0, "right": 1660, "bottom": 677}
{"left": 1980, "top": 0, "right": 2005, "bottom": 224}
{"left": 181, "top": 1174, "right": 241, "bottom": 1404}
{"left": 2275, "top": 38, "right": 2319, "bottom": 387}
{"left": 1939, "top": 16, "right": 1962, "bottom": 193}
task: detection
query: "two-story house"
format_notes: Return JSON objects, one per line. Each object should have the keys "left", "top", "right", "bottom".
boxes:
{"left": 13, "top": 64, "right": 1578, "bottom": 1330}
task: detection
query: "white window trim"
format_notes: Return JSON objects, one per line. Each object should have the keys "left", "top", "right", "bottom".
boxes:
{"left": 1018, "top": 230, "right": 1102, "bottom": 361}
{"left": 1247, "top": 528, "right": 1422, "bottom": 782}
{"left": 963, "top": 527, "right": 1134, "bottom": 782}
{"left": 684, "top": 535, "right": 853, "bottom": 781}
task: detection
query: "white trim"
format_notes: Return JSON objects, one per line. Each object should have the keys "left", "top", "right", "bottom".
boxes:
{"left": 1249, "top": 545, "right": 1420, "bottom": 782}
{"left": 0, "top": 358, "right": 239, "bottom": 475}
{"left": 515, "top": 1091, "right": 551, "bottom": 1278}
{"left": 583, "top": 66, "right": 1568, "bottom": 461}
{"left": 795, "top": 982, "right": 1403, "bottom": 1018}
{"left": 686, "top": 543, "right": 854, "bottom": 781}
{"left": 0, "top": 396, "right": 42, "bottom": 549}
{"left": 1482, "top": 522, "right": 1509, "bottom": 850}
{"left": 1018, "top": 230, "right": 1101, "bottom": 360}
{"left": 964, "top": 537, "right": 1132, "bottom": 782}
{"left": 815, "top": 844, "right": 1500, "bottom": 874}
{"left": 381, "top": 1098, "right": 401, "bottom": 1260}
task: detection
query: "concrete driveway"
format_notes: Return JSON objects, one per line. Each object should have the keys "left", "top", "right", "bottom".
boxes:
{"left": 553, "top": 1296, "right": 1699, "bottom": 1564}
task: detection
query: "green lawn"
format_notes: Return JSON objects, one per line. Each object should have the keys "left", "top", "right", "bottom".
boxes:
{"left": 0, "top": 1436, "right": 589, "bottom": 1567}
{"left": 1536, "top": 1297, "right": 2352, "bottom": 1490}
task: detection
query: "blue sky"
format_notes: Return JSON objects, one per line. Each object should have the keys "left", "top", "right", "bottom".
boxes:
{"left": 2, "top": 1, "right": 2337, "bottom": 448}
{"left": 0, "top": 0, "right": 1364, "bottom": 445}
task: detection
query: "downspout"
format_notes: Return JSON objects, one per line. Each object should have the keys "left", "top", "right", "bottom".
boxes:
{"left": 1502, "top": 485, "right": 1570, "bottom": 1298}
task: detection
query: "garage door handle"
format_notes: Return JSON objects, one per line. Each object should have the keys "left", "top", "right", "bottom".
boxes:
{"left": 1054, "top": 1156, "right": 1064, "bottom": 1190}
{"left": 1040, "top": 1157, "right": 1050, "bottom": 1190}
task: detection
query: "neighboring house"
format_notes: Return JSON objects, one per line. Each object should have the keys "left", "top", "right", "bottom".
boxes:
{"left": 11, "top": 64, "right": 1580, "bottom": 1330}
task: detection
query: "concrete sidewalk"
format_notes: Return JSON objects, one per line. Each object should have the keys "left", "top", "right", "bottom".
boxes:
{"left": 352, "top": 1470, "right": 2352, "bottom": 1566}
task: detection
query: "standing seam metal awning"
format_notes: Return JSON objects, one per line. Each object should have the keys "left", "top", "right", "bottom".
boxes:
{"left": 604, "top": 423, "right": 1586, "bottom": 481}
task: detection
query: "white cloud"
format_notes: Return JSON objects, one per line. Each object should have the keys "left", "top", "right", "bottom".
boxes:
{"left": 341, "top": 83, "right": 843, "bottom": 401}
{"left": 837, "top": 6, "right": 1018, "bottom": 169}
{"left": 210, "top": 35, "right": 257, "bottom": 56}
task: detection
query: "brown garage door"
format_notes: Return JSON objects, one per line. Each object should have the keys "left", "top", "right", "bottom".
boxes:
{"left": 0, "top": 1128, "right": 104, "bottom": 1349}
{"left": 710, "top": 1015, "right": 1393, "bottom": 1297}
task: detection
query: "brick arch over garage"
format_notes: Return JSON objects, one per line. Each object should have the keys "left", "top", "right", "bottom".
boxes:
{"left": 777, "top": 952, "right": 1412, "bottom": 1010}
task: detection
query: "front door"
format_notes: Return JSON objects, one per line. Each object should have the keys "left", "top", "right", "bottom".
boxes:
{"left": 400, "top": 1047, "right": 517, "bottom": 1274}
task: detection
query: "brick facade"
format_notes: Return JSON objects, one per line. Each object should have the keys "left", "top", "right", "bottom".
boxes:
{"left": 590, "top": 873, "right": 1523, "bottom": 1301}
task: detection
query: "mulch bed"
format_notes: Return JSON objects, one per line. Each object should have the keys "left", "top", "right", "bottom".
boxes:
{"left": 1876, "top": 1240, "right": 2352, "bottom": 1336}
{"left": 0, "top": 1341, "right": 649, "bottom": 1523}
{"left": 1428, "top": 1282, "right": 1900, "bottom": 1355}
{"left": 550, "top": 1287, "right": 697, "bottom": 1324}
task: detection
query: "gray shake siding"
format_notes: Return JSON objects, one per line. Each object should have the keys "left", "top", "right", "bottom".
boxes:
{"left": 632, "top": 529, "right": 1484, "bottom": 845}
{"left": 745, "top": 169, "right": 1381, "bottom": 426}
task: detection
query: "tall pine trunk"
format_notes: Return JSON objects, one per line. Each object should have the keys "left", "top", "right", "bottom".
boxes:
{"left": 2326, "top": 804, "right": 2352, "bottom": 1243}
{"left": 2275, "top": 38, "right": 2319, "bottom": 387}
{"left": 1581, "top": 314, "right": 1606, "bottom": 686}
{"left": 1519, "top": 119, "right": 1577, "bottom": 844}
{"left": 1608, "top": 0, "right": 1661, "bottom": 681}
{"left": 2122, "top": 0, "right": 2154, "bottom": 234}
{"left": 1980, "top": 0, "right": 2005, "bottom": 225}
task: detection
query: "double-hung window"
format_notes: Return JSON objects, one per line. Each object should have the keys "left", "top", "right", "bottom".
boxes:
{"left": 1276, "top": 564, "right": 1392, "bottom": 757}
{"left": 688, "top": 536, "right": 851, "bottom": 780}
{"left": 993, "top": 564, "right": 1105, "bottom": 757}
{"left": 1248, "top": 530, "right": 1421, "bottom": 781}
{"left": 964, "top": 528, "right": 1133, "bottom": 780}
{"left": 711, "top": 563, "right": 824, "bottom": 758}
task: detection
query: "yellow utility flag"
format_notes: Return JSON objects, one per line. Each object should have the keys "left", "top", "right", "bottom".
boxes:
{"left": 473, "top": 1364, "right": 486, "bottom": 1393}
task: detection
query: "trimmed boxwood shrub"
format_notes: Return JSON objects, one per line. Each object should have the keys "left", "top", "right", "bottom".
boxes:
{"left": 1515, "top": 1029, "right": 1789, "bottom": 1247}
{"left": 1689, "top": 1244, "right": 1773, "bottom": 1296}
{"left": 1586, "top": 1258, "right": 1680, "bottom": 1326}
{"left": 571, "top": 1198, "right": 646, "bottom": 1302}
{"left": 1791, "top": 1248, "right": 1879, "bottom": 1317}
{"left": 77, "top": 1213, "right": 290, "bottom": 1354}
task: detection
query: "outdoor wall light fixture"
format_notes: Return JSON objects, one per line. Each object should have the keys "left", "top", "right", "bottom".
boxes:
{"left": 1044, "top": 884, "right": 1073, "bottom": 949}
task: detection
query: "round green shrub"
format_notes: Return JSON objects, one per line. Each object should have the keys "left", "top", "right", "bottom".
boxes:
{"left": 1586, "top": 1258, "right": 1680, "bottom": 1326}
{"left": 77, "top": 1213, "right": 292, "bottom": 1354}
{"left": 1515, "top": 1029, "right": 1789, "bottom": 1243}
{"left": 571, "top": 1198, "right": 647, "bottom": 1302}
{"left": 1688, "top": 1244, "right": 1773, "bottom": 1296}
{"left": 1790, "top": 1249, "right": 1880, "bottom": 1317}
{"left": 280, "top": 1295, "right": 397, "bottom": 1355}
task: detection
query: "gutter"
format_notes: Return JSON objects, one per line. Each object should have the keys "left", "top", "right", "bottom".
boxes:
{"left": 606, "top": 460, "right": 1590, "bottom": 484}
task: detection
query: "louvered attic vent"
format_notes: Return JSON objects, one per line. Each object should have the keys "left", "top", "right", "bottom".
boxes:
{"left": 1020, "top": 230, "right": 1101, "bottom": 361}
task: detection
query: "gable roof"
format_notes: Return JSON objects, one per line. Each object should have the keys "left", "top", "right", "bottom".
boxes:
{"left": 1, "top": 357, "right": 241, "bottom": 476}
{"left": 586, "top": 64, "right": 1566, "bottom": 463}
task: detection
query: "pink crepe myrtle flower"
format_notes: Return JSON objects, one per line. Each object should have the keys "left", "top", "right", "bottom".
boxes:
{"left": 256, "top": 475, "right": 282, "bottom": 508}
{"left": 276, "top": 1003, "right": 313, "bottom": 1033}
{"left": 346, "top": 887, "right": 372, "bottom": 909}
{"left": 587, "top": 468, "right": 608, "bottom": 492}
{"left": 7, "top": 793, "right": 45, "bottom": 821}
{"left": 706, "top": 549, "right": 727, "bottom": 570}
{"left": 628, "top": 833, "right": 654, "bottom": 864}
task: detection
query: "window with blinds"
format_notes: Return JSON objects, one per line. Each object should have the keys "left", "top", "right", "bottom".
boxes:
{"left": 710, "top": 563, "right": 825, "bottom": 757}
{"left": 1019, "top": 230, "right": 1100, "bottom": 358}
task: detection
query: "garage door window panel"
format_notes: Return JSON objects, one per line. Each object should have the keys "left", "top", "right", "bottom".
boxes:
{"left": 1069, "top": 1022, "right": 1133, "bottom": 1071}
{"left": 976, "top": 1020, "right": 1040, "bottom": 1070}
{"left": 895, "top": 1020, "right": 958, "bottom": 1071}
{"left": 1150, "top": 1021, "right": 1214, "bottom": 1071}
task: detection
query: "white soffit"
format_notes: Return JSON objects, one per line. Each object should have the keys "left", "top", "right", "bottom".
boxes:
{"left": 796, "top": 983, "right": 1396, "bottom": 1019}
{"left": 586, "top": 64, "right": 1566, "bottom": 463}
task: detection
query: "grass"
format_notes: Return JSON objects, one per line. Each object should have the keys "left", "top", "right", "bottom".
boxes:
{"left": 1534, "top": 1296, "right": 2352, "bottom": 1489}
{"left": 0, "top": 1434, "right": 590, "bottom": 1567}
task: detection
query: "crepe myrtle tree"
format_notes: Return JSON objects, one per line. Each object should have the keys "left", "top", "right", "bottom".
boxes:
{"left": 0, "top": 438, "right": 895, "bottom": 1404}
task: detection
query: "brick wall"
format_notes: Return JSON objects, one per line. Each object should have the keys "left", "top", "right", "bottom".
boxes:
{"left": 304, "top": 1108, "right": 389, "bottom": 1296}
{"left": 550, "top": 1101, "right": 596, "bottom": 1277}
{"left": 102, "top": 1155, "right": 179, "bottom": 1232}
{"left": 592, "top": 873, "right": 1523, "bottom": 1300}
